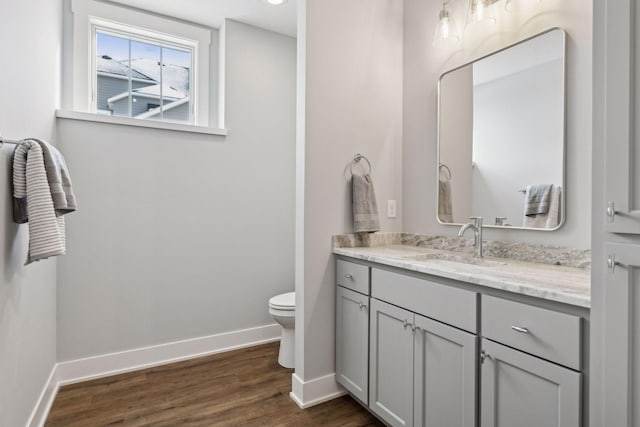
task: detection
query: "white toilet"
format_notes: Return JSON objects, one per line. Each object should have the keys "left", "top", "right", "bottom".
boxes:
{"left": 269, "top": 291, "right": 295, "bottom": 368}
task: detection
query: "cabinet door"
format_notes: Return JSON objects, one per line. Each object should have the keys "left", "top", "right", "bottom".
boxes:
{"left": 335, "top": 286, "right": 369, "bottom": 404}
{"left": 369, "top": 298, "right": 414, "bottom": 427}
{"left": 602, "top": 0, "right": 640, "bottom": 233}
{"left": 481, "top": 339, "right": 581, "bottom": 427}
{"left": 413, "top": 315, "right": 477, "bottom": 427}
{"left": 602, "top": 243, "right": 640, "bottom": 426}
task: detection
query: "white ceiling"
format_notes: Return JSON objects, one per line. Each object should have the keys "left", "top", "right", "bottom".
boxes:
{"left": 109, "top": 0, "right": 297, "bottom": 37}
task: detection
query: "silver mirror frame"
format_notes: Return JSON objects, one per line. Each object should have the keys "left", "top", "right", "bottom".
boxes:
{"left": 436, "top": 27, "right": 567, "bottom": 231}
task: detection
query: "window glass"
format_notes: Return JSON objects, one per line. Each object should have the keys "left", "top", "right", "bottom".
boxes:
{"left": 130, "top": 40, "right": 161, "bottom": 120}
{"left": 96, "top": 32, "right": 130, "bottom": 116}
{"left": 95, "top": 30, "right": 193, "bottom": 123}
{"left": 161, "top": 47, "right": 191, "bottom": 123}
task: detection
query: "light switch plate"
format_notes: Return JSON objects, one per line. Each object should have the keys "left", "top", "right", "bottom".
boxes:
{"left": 387, "top": 200, "right": 397, "bottom": 218}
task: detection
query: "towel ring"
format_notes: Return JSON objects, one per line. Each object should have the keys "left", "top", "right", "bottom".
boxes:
{"left": 350, "top": 153, "right": 372, "bottom": 175}
{"left": 439, "top": 163, "right": 452, "bottom": 180}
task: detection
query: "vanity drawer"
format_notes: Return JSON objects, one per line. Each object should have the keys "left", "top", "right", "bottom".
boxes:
{"left": 371, "top": 268, "right": 477, "bottom": 333}
{"left": 336, "top": 259, "right": 370, "bottom": 295}
{"left": 482, "top": 295, "right": 581, "bottom": 370}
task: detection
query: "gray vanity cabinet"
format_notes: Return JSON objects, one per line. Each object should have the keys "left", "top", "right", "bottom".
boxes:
{"left": 480, "top": 339, "right": 581, "bottom": 427}
{"left": 369, "top": 288, "right": 477, "bottom": 427}
{"left": 335, "top": 285, "right": 370, "bottom": 404}
{"left": 480, "top": 295, "right": 582, "bottom": 427}
{"left": 413, "top": 315, "right": 477, "bottom": 427}
{"left": 337, "top": 259, "right": 585, "bottom": 427}
{"left": 369, "top": 298, "right": 414, "bottom": 427}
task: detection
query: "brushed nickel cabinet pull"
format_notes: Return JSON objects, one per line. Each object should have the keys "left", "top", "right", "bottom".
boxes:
{"left": 606, "top": 201, "right": 617, "bottom": 223}
{"left": 607, "top": 254, "right": 617, "bottom": 275}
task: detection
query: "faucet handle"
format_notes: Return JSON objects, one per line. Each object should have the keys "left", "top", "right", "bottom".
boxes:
{"left": 469, "top": 217, "right": 483, "bottom": 227}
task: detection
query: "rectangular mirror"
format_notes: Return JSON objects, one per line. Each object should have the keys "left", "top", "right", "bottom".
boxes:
{"left": 437, "top": 28, "right": 566, "bottom": 230}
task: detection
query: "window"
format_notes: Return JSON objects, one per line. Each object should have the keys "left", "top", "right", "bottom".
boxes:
{"left": 94, "top": 29, "right": 194, "bottom": 124}
{"left": 70, "top": 0, "right": 213, "bottom": 127}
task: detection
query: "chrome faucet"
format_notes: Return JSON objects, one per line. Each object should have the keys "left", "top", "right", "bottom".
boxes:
{"left": 458, "top": 217, "right": 483, "bottom": 258}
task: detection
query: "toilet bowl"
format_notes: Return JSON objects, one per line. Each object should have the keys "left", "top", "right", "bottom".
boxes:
{"left": 269, "top": 292, "right": 295, "bottom": 368}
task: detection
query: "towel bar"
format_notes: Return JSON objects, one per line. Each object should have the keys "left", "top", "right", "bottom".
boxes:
{"left": 0, "top": 133, "right": 23, "bottom": 149}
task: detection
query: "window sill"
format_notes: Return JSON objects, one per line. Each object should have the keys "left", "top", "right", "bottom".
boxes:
{"left": 55, "top": 110, "right": 227, "bottom": 136}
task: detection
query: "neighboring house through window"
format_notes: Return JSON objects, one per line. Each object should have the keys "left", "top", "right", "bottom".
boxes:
{"left": 95, "top": 31, "right": 193, "bottom": 123}
{"left": 70, "top": 0, "right": 212, "bottom": 126}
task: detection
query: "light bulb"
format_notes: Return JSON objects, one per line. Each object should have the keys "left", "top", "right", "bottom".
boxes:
{"left": 441, "top": 18, "right": 450, "bottom": 38}
{"left": 433, "top": 3, "right": 460, "bottom": 47}
{"left": 467, "top": 0, "right": 496, "bottom": 27}
{"left": 476, "top": 2, "right": 485, "bottom": 20}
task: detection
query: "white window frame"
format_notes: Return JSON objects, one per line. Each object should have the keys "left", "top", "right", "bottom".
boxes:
{"left": 71, "top": 0, "right": 211, "bottom": 126}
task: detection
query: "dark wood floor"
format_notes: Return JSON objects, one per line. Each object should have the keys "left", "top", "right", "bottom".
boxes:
{"left": 46, "top": 342, "right": 383, "bottom": 426}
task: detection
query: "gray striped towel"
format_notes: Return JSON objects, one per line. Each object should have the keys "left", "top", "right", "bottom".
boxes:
{"left": 12, "top": 140, "right": 67, "bottom": 264}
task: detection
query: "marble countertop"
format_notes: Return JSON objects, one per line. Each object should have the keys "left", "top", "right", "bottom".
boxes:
{"left": 333, "top": 245, "right": 591, "bottom": 308}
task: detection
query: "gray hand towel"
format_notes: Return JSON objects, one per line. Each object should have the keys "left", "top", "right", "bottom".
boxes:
{"left": 352, "top": 173, "right": 380, "bottom": 233}
{"left": 524, "top": 184, "right": 553, "bottom": 216}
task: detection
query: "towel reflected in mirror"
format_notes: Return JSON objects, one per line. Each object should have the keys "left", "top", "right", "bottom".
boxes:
{"left": 522, "top": 185, "right": 561, "bottom": 229}
{"left": 438, "top": 169, "right": 454, "bottom": 223}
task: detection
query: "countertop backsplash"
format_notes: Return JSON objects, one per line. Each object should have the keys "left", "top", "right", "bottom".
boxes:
{"left": 333, "top": 232, "right": 591, "bottom": 269}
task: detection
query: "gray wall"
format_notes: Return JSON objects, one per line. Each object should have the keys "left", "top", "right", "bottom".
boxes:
{"left": 0, "top": 1, "right": 61, "bottom": 425}
{"left": 56, "top": 20, "right": 296, "bottom": 361}
{"left": 403, "top": 0, "right": 592, "bottom": 248}
{"left": 296, "top": 0, "right": 403, "bottom": 382}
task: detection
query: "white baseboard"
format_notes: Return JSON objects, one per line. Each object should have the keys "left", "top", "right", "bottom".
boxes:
{"left": 57, "top": 324, "right": 280, "bottom": 385}
{"left": 290, "top": 372, "right": 346, "bottom": 409}
{"left": 27, "top": 364, "right": 59, "bottom": 427}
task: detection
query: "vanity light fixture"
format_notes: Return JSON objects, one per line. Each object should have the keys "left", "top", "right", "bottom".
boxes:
{"left": 434, "top": 2, "right": 460, "bottom": 46}
{"left": 263, "top": 0, "right": 288, "bottom": 5}
{"left": 466, "top": 0, "right": 498, "bottom": 26}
